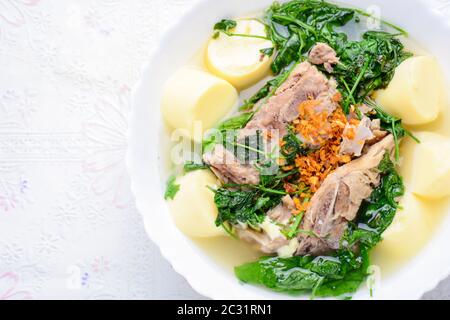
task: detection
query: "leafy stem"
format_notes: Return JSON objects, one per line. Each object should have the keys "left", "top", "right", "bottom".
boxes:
{"left": 364, "top": 98, "right": 420, "bottom": 161}
{"left": 285, "top": 211, "right": 305, "bottom": 239}
{"left": 346, "top": 56, "right": 371, "bottom": 111}
{"left": 353, "top": 8, "right": 409, "bottom": 36}
{"left": 218, "top": 32, "right": 271, "bottom": 41}
{"left": 271, "top": 13, "right": 317, "bottom": 34}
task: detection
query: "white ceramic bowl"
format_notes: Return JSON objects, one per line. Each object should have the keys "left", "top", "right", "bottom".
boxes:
{"left": 127, "top": 0, "right": 450, "bottom": 299}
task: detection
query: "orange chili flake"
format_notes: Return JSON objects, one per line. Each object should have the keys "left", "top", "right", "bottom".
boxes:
{"left": 293, "top": 196, "right": 311, "bottom": 213}
{"left": 344, "top": 127, "right": 356, "bottom": 140}
{"left": 292, "top": 106, "right": 349, "bottom": 192}
{"left": 340, "top": 155, "right": 352, "bottom": 163}
{"left": 284, "top": 183, "right": 296, "bottom": 194}
{"left": 292, "top": 210, "right": 302, "bottom": 216}
{"left": 298, "top": 99, "right": 320, "bottom": 115}
{"left": 309, "top": 176, "right": 319, "bottom": 186}
{"left": 332, "top": 92, "right": 342, "bottom": 103}
{"left": 295, "top": 99, "right": 336, "bottom": 147}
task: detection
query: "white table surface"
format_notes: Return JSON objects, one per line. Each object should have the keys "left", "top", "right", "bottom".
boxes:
{"left": 0, "top": 0, "right": 449, "bottom": 300}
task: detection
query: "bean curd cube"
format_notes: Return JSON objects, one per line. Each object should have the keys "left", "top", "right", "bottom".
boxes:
{"left": 168, "top": 170, "right": 225, "bottom": 238}
{"left": 373, "top": 192, "right": 433, "bottom": 261}
{"left": 162, "top": 67, "right": 238, "bottom": 142}
{"left": 375, "top": 56, "right": 444, "bottom": 125}
{"left": 206, "top": 20, "right": 273, "bottom": 89}
{"left": 410, "top": 132, "right": 450, "bottom": 199}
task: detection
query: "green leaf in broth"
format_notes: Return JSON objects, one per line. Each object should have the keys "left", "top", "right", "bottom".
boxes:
{"left": 164, "top": 176, "right": 180, "bottom": 200}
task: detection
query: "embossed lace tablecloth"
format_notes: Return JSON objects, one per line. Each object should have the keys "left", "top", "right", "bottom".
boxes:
{"left": 0, "top": 0, "right": 449, "bottom": 300}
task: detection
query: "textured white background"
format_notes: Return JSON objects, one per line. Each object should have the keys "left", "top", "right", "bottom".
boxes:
{"left": 0, "top": 0, "right": 449, "bottom": 300}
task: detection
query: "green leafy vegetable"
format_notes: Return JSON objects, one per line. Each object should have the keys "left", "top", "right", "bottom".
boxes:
{"left": 164, "top": 176, "right": 180, "bottom": 200}
{"left": 260, "top": 47, "right": 275, "bottom": 58}
{"left": 313, "top": 248, "right": 370, "bottom": 297}
{"left": 235, "top": 256, "right": 325, "bottom": 293}
{"left": 280, "top": 128, "right": 308, "bottom": 165}
{"left": 202, "top": 112, "right": 254, "bottom": 153}
{"left": 236, "top": 245, "right": 370, "bottom": 298}
{"left": 213, "top": 188, "right": 282, "bottom": 228}
{"left": 235, "top": 154, "right": 405, "bottom": 298}
{"left": 214, "top": 19, "right": 237, "bottom": 32}
{"left": 270, "top": 33, "right": 303, "bottom": 74}
{"left": 213, "top": 160, "right": 300, "bottom": 229}
{"left": 213, "top": 19, "right": 237, "bottom": 38}
{"left": 213, "top": 18, "right": 270, "bottom": 40}
{"left": 235, "top": 253, "right": 368, "bottom": 296}
{"left": 333, "top": 31, "right": 412, "bottom": 113}
{"left": 344, "top": 153, "right": 405, "bottom": 249}
{"left": 234, "top": 131, "right": 266, "bottom": 163}
{"left": 283, "top": 211, "right": 305, "bottom": 239}
{"left": 365, "top": 98, "right": 420, "bottom": 160}
{"left": 264, "top": 0, "right": 355, "bottom": 74}
{"left": 183, "top": 161, "right": 209, "bottom": 173}
{"left": 217, "top": 112, "right": 254, "bottom": 131}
